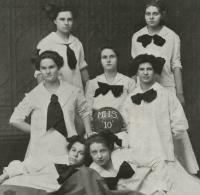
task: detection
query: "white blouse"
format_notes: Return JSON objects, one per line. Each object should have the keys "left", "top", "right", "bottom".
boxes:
{"left": 10, "top": 81, "right": 89, "bottom": 159}
{"left": 122, "top": 82, "right": 188, "bottom": 163}
{"left": 85, "top": 73, "right": 136, "bottom": 114}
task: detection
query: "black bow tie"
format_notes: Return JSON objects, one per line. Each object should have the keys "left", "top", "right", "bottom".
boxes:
{"left": 55, "top": 164, "right": 78, "bottom": 184}
{"left": 103, "top": 161, "right": 135, "bottom": 190}
{"left": 46, "top": 94, "right": 67, "bottom": 137}
{"left": 131, "top": 88, "right": 157, "bottom": 105}
{"left": 94, "top": 82, "right": 123, "bottom": 98}
{"left": 66, "top": 44, "right": 77, "bottom": 70}
{"left": 137, "top": 34, "right": 166, "bottom": 48}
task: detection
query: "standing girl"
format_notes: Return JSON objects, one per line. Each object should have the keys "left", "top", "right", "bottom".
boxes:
{"left": 35, "top": 4, "right": 89, "bottom": 89}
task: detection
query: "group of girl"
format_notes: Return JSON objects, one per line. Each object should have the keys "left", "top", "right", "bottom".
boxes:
{"left": 0, "top": 0, "right": 200, "bottom": 195}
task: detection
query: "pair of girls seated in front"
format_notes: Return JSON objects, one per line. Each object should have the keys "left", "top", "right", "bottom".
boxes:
{"left": 0, "top": 131, "right": 140, "bottom": 195}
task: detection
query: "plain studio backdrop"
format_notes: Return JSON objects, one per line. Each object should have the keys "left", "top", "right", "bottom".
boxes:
{"left": 0, "top": 0, "right": 200, "bottom": 172}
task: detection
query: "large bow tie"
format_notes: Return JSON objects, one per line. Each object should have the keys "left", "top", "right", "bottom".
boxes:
{"left": 131, "top": 88, "right": 157, "bottom": 105}
{"left": 94, "top": 82, "right": 123, "bottom": 98}
{"left": 46, "top": 94, "right": 67, "bottom": 137}
{"left": 103, "top": 161, "right": 135, "bottom": 190}
{"left": 66, "top": 44, "right": 77, "bottom": 70}
{"left": 55, "top": 164, "right": 77, "bottom": 184}
{"left": 137, "top": 34, "right": 166, "bottom": 48}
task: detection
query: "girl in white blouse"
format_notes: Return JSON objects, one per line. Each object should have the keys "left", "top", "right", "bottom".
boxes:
{"left": 85, "top": 46, "right": 136, "bottom": 116}
{"left": 10, "top": 51, "right": 92, "bottom": 162}
{"left": 131, "top": 0, "right": 199, "bottom": 175}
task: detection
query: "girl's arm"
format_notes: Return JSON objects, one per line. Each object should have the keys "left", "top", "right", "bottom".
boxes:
{"left": 76, "top": 89, "right": 93, "bottom": 136}
{"left": 171, "top": 34, "right": 185, "bottom": 105}
{"left": 10, "top": 122, "right": 31, "bottom": 134}
{"left": 80, "top": 68, "right": 90, "bottom": 90}
{"left": 9, "top": 94, "right": 33, "bottom": 133}
{"left": 173, "top": 67, "right": 185, "bottom": 106}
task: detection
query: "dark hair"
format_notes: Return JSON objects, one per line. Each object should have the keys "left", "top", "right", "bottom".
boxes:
{"left": 43, "top": 4, "right": 74, "bottom": 21}
{"left": 144, "top": 0, "right": 166, "bottom": 25}
{"left": 86, "top": 131, "right": 122, "bottom": 153}
{"left": 100, "top": 46, "right": 119, "bottom": 59}
{"left": 32, "top": 50, "right": 64, "bottom": 70}
{"left": 67, "top": 135, "right": 86, "bottom": 151}
{"left": 130, "top": 54, "right": 165, "bottom": 76}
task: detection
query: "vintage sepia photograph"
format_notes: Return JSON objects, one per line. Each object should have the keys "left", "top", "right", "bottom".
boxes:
{"left": 0, "top": 0, "right": 200, "bottom": 194}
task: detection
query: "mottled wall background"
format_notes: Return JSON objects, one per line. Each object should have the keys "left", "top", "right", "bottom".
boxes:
{"left": 0, "top": 0, "right": 200, "bottom": 170}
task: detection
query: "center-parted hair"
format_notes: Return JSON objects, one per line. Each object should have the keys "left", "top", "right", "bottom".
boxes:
{"left": 32, "top": 50, "right": 64, "bottom": 70}
{"left": 86, "top": 130, "right": 122, "bottom": 153}
{"left": 100, "top": 46, "right": 119, "bottom": 59}
{"left": 42, "top": 4, "right": 74, "bottom": 21}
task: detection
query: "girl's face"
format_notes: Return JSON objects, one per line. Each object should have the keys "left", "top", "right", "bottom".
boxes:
{"left": 101, "top": 48, "right": 118, "bottom": 72}
{"left": 54, "top": 11, "right": 73, "bottom": 34}
{"left": 90, "top": 142, "right": 111, "bottom": 168}
{"left": 68, "top": 142, "right": 86, "bottom": 166}
{"left": 40, "top": 58, "right": 59, "bottom": 83}
{"left": 145, "top": 6, "right": 162, "bottom": 28}
{"left": 137, "top": 62, "right": 155, "bottom": 85}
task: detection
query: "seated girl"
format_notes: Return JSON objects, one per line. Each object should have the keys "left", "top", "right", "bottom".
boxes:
{"left": 0, "top": 135, "right": 87, "bottom": 193}
{"left": 113, "top": 54, "right": 200, "bottom": 195}
{"left": 47, "top": 131, "right": 145, "bottom": 195}
{"left": 86, "top": 130, "right": 147, "bottom": 191}
{"left": 85, "top": 46, "right": 136, "bottom": 115}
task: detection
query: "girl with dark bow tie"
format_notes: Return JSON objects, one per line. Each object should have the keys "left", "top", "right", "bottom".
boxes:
{"left": 85, "top": 46, "right": 136, "bottom": 117}
{"left": 34, "top": 4, "right": 89, "bottom": 90}
{"left": 0, "top": 136, "right": 87, "bottom": 192}
{"left": 131, "top": 0, "right": 199, "bottom": 175}
{"left": 116, "top": 54, "right": 200, "bottom": 195}
{"left": 7, "top": 51, "right": 92, "bottom": 191}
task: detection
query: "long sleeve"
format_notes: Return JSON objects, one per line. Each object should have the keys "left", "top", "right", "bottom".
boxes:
{"left": 168, "top": 92, "right": 188, "bottom": 136}
{"left": 78, "top": 43, "right": 88, "bottom": 70}
{"left": 131, "top": 33, "right": 138, "bottom": 59}
{"left": 171, "top": 34, "right": 182, "bottom": 70}
{"left": 85, "top": 80, "right": 95, "bottom": 115}
{"left": 9, "top": 94, "right": 33, "bottom": 124}
{"left": 75, "top": 89, "right": 90, "bottom": 119}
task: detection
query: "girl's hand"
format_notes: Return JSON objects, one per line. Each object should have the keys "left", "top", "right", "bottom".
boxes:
{"left": 84, "top": 131, "right": 97, "bottom": 139}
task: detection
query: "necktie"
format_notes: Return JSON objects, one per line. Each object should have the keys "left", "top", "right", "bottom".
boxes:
{"left": 137, "top": 34, "right": 166, "bottom": 48}
{"left": 94, "top": 82, "right": 123, "bottom": 98}
{"left": 66, "top": 44, "right": 77, "bottom": 70}
{"left": 103, "top": 161, "right": 135, "bottom": 190}
{"left": 46, "top": 94, "right": 67, "bottom": 137}
{"left": 131, "top": 88, "right": 157, "bottom": 105}
{"left": 55, "top": 164, "right": 77, "bottom": 184}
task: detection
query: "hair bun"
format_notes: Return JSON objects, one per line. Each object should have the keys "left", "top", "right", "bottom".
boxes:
{"left": 42, "top": 4, "right": 59, "bottom": 21}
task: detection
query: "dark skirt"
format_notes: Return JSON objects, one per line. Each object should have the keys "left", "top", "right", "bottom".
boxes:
{"left": 54, "top": 167, "right": 145, "bottom": 195}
